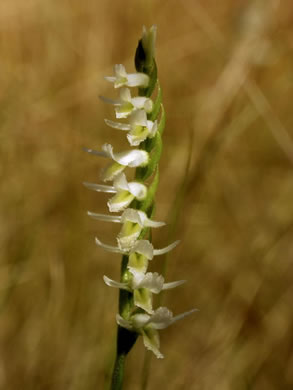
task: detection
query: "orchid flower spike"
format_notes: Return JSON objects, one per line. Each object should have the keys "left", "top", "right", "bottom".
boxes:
{"left": 100, "top": 88, "right": 153, "bottom": 119}
{"left": 105, "top": 64, "right": 149, "bottom": 89}
{"left": 85, "top": 25, "right": 197, "bottom": 368}
{"left": 116, "top": 307, "right": 197, "bottom": 358}
{"left": 105, "top": 109, "right": 158, "bottom": 146}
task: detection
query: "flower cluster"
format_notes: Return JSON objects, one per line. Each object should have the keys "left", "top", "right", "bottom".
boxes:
{"left": 85, "top": 26, "right": 195, "bottom": 359}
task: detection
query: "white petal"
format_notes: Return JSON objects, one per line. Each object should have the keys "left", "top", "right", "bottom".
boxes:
{"left": 83, "top": 147, "right": 108, "bottom": 158}
{"left": 102, "top": 143, "right": 149, "bottom": 167}
{"left": 143, "top": 99, "right": 153, "bottom": 113}
{"left": 133, "top": 272, "right": 164, "bottom": 293}
{"left": 147, "top": 120, "right": 158, "bottom": 138}
{"left": 105, "top": 65, "right": 149, "bottom": 88}
{"left": 149, "top": 307, "right": 198, "bottom": 330}
{"left": 87, "top": 211, "right": 121, "bottom": 223}
{"left": 95, "top": 237, "right": 124, "bottom": 254}
{"left": 121, "top": 209, "right": 144, "bottom": 226}
{"left": 131, "top": 240, "right": 154, "bottom": 260}
{"left": 121, "top": 209, "right": 165, "bottom": 228}
{"left": 147, "top": 307, "right": 174, "bottom": 330}
{"left": 126, "top": 73, "right": 149, "bottom": 88}
{"left": 171, "top": 309, "right": 198, "bottom": 325}
{"left": 114, "top": 149, "right": 149, "bottom": 167}
{"left": 105, "top": 119, "right": 131, "bottom": 131}
{"left": 103, "top": 275, "right": 129, "bottom": 290}
{"left": 143, "top": 217, "right": 165, "bottom": 228}
{"left": 114, "top": 64, "right": 127, "bottom": 77}
{"left": 131, "top": 97, "right": 153, "bottom": 112}
{"left": 127, "top": 182, "right": 147, "bottom": 200}
{"left": 132, "top": 313, "right": 151, "bottom": 328}
{"left": 116, "top": 314, "right": 133, "bottom": 330}
{"left": 105, "top": 65, "right": 128, "bottom": 88}
{"left": 113, "top": 173, "right": 129, "bottom": 191}
{"left": 83, "top": 182, "right": 116, "bottom": 193}
{"left": 153, "top": 240, "right": 180, "bottom": 256}
{"left": 129, "top": 109, "right": 148, "bottom": 127}
{"left": 119, "top": 88, "right": 132, "bottom": 102}
{"left": 104, "top": 76, "right": 116, "bottom": 83}
{"left": 131, "top": 272, "right": 145, "bottom": 286}
{"left": 162, "top": 280, "right": 186, "bottom": 290}
{"left": 99, "top": 95, "right": 121, "bottom": 105}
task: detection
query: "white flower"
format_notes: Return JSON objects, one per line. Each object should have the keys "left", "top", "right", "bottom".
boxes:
{"left": 84, "top": 143, "right": 149, "bottom": 181}
{"left": 118, "top": 209, "right": 165, "bottom": 250}
{"left": 105, "top": 109, "right": 158, "bottom": 146}
{"left": 94, "top": 238, "right": 180, "bottom": 276}
{"left": 87, "top": 209, "right": 165, "bottom": 250}
{"left": 100, "top": 88, "right": 153, "bottom": 119}
{"left": 103, "top": 272, "right": 185, "bottom": 314}
{"left": 84, "top": 173, "right": 147, "bottom": 212}
{"left": 116, "top": 307, "right": 197, "bottom": 358}
{"left": 105, "top": 64, "right": 149, "bottom": 88}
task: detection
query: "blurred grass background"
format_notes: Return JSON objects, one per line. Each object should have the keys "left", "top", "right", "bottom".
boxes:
{"left": 1, "top": 0, "right": 293, "bottom": 389}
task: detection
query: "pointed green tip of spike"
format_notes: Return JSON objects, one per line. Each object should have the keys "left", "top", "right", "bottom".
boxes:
{"left": 135, "top": 26, "right": 158, "bottom": 97}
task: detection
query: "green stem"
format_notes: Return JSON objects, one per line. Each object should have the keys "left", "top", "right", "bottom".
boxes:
{"left": 111, "top": 326, "right": 138, "bottom": 390}
{"left": 110, "top": 256, "right": 138, "bottom": 390}
{"left": 111, "top": 351, "right": 125, "bottom": 390}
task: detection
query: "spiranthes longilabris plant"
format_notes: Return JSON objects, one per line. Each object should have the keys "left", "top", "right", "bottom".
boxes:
{"left": 84, "top": 26, "right": 196, "bottom": 389}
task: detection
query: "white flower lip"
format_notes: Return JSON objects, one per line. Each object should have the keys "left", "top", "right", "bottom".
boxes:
{"left": 105, "top": 64, "right": 150, "bottom": 88}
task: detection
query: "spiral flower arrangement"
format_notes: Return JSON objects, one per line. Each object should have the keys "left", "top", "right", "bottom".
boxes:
{"left": 84, "top": 26, "right": 196, "bottom": 388}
